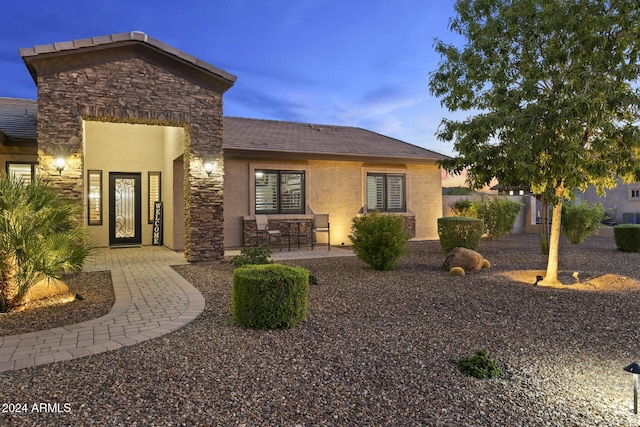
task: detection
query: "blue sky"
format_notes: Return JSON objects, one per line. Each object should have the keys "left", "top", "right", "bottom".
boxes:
{"left": 0, "top": 0, "right": 463, "bottom": 156}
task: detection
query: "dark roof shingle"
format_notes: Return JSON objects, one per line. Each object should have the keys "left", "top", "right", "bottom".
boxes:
{"left": 0, "top": 98, "right": 37, "bottom": 140}
{"left": 223, "top": 117, "right": 447, "bottom": 162}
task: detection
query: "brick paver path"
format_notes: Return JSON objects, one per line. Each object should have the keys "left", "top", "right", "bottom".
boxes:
{"left": 0, "top": 246, "right": 204, "bottom": 372}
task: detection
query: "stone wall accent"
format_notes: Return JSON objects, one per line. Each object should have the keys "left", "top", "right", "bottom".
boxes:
{"left": 31, "top": 46, "right": 232, "bottom": 261}
{"left": 243, "top": 216, "right": 313, "bottom": 248}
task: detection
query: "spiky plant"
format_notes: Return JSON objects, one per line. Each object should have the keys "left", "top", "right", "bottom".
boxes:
{"left": 0, "top": 176, "right": 92, "bottom": 311}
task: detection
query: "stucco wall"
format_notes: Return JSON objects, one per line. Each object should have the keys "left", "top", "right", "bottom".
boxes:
{"left": 83, "top": 121, "right": 184, "bottom": 248}
{"left": 580, "top": 178, "right": 640, "bottom": 224}
{"left": 32, "top": 51, "right": 227, "bottom": 261}
{"left": 223, "top": 157, "right": 442, "bottom": 248}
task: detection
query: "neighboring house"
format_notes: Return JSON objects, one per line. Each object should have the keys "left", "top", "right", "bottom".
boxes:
{"left": 579, "top": 179, "right": 640, "bottom": 225}
{"left": 0, "top": 31, "right": 446, "bottom": 261}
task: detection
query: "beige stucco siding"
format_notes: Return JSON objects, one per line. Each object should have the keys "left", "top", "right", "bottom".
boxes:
{"left": 406, "top": 163, "right": 442, "bottom": 239}
{"left": 223, "top": 156, "right": 442, "bottom": 248}
{"left": 83, "top": 120, "right": 184, "bottom": 248}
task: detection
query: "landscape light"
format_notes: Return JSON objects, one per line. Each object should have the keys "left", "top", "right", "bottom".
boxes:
{"left": 623, "top": 362, "right": 640, "bottom": 414}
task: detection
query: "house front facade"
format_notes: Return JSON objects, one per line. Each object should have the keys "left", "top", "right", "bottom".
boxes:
{"left": 0, "top": 32, "right": 446, "bottom": 261}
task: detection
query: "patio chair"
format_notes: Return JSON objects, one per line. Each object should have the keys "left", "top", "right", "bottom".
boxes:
{"left": 311, "top": 214, "right": 330, "bottom": 251}
{"left": 254, "top": 214, "right": 282, "bottom": 251}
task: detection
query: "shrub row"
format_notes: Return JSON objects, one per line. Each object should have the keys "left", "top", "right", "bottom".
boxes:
{"left": 614, "top": 224, "right": 640, "bottom": 252}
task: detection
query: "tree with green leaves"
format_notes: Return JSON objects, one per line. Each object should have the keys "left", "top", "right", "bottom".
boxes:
{"left": 429, "top": 0, "right": 640, "bottom": 285}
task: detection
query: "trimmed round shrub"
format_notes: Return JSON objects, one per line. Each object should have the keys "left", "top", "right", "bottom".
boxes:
{"left": 437, "top": 217, "right": 484, "bottom": 253}
{"left": 482, "top": 259, "right": 491, "bottom": 269}
{"left": 449, "top": 267, "right": 465, "bottom": 276}
{"left": 613, "top": 224, "right": 640, "bottom": 252}
{"left": 232, "top": 264, "right": 309, "bottom": 329}
{"left": 349, "top": 212, "right": 409, "bottom": 270}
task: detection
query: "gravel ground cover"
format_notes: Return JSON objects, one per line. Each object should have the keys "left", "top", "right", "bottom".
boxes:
{"left": 1, "top": 234, "right": 640, "bottom": 426}
{"left": 0, "top": 271, "right": 114, "bottom": 336}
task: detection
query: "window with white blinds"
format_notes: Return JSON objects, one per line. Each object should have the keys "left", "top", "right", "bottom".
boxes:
{"left": 255, "top": 170, "right": 305, "bottom": 214}
{"left": 7, "top": 163, "right": 36, "bottom": 184}
{"left": 366, "top": 173, "right": 406, "bottom": 212}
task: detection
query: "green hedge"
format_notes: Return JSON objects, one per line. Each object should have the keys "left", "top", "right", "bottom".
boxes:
{"left": 232, "top": 264, "right": 309, "bottom": 329}
{"left": 437, "top": 217, "right": 484, "bottom": 253}
{"left": 613, "top": 224, "right": 640, "bottom": 252}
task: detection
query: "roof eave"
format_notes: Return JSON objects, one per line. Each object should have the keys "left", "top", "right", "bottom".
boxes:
{"left": 20, "top": 32, "right": 237, "bottom": 93}
{"left": 223, "top": 147, "right": 446, "bottom": 164}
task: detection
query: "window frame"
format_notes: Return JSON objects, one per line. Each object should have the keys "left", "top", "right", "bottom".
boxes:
{"left": 87, "top": 170, "right": 103, "bottom": 226}
{"left": 366, "top": 172, "right": 406, "bottom": 212}
{"left": 630, "top": 188, "right": 640, "bottom": 200}
{"left": 254, "top": 169, "right": 306, "bottom": 214}
{"left": 6, "top": 162, "right": 37, "bottom": 184}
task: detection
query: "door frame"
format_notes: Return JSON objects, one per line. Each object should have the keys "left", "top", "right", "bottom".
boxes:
{"left": 109, "top": 172, "right": 142, "bottom": 246}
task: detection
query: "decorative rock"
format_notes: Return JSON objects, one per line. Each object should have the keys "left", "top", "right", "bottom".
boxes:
{"left": 21, "top": 277, "right": 70, "bottom": 304}
{"left": 443, "top": 247, "right": 485, "bottom": 271}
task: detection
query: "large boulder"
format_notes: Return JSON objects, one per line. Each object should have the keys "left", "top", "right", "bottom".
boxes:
{"left": 20, "top": 277, "right": 70, "bottom": 305}
{"left": 443, "top": 247, "right": 485, "bottom": 271}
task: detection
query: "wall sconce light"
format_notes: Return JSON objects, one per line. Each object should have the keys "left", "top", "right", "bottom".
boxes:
{"left": 624, "top": 362, "right": 640, "bottom": 414}
{"left": 204, "top": 161, "right": 214, "bottom": 176}
{"left": 53, "top": 156, "right": 66, "bottom": 175}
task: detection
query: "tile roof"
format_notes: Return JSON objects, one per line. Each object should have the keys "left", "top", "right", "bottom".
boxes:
{"left": 223, "top": 117, "right": 447, "bottom": 162}
{"left": 19, "top": 31, "right": 236, "bottom": 87}
{"left": 0, "top": 98, "right": 37, "bottom": 140}
{"left": 0, "top": 99, "right": 447, "bottom": 162}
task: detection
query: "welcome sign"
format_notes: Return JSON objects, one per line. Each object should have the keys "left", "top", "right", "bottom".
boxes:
{"left": 152, "top": 201, "right": 163, "bottom": 245}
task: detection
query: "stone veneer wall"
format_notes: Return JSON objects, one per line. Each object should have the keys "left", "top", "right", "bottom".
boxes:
{"left": 241, "top": 214, "right": 415, "bottom": 248}
{"left": 35, "top": 52, "right": 226, "bottom": 261}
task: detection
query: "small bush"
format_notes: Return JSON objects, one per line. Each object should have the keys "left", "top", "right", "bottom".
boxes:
{"left": 479, "top": 198, "right": 522, "bottom": 240}
{"left": 437, "top": 217, "right": 484, "bottom": 253}
{"left": 482, "top": 259, "right": 491, "bottom": 268}
{"left": 449, "top": 267, "right": 465, "bottom": 276}
{"left": 452, "top": 198, "right": 521, "bottom": 240}
{"left": 458, "top": 349, "right": 502, "bottom": 379}
{"left": 232, "top": 264, "right": 309, "bottom": 329}
{"left": 450, "top": 199, "right": 480, "bottom": 217}
{"left": 561, "top": 202, "right": 604, "bottom": 244}
{"left": 613, "top": 224, "right": 640, "bottom": 252}
{"left": 231, "top": 245, "right": 273, "bottom": 268}
{"left": 349, "top": 212, "right": 409, "bottom": 270}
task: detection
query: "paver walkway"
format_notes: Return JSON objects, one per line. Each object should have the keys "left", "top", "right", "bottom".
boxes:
{"left": 0, "top": 246, "right": 204, "bottom": 373}
{"left": 0, "top": 245, "right": 354, "bottom": 373}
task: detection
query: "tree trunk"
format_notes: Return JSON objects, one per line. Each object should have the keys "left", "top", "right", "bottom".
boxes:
{"left": 0, "top": 254, "right": 19, "bottom": 312}
{"left": 540, "top": 185, "right": 565, "bottom": 286}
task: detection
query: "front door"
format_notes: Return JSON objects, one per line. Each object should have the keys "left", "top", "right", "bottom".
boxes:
{"left": 109, "top": 172, "right": 142, "bottom": 246}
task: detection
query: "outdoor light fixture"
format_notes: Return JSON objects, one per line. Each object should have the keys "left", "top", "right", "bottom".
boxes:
{"left": 53, "top": 156, "right": 66, "bottom": 175}
{"left": 624, "top": 361, "right": 640, "bottom": 414}
{"left": 204, "top": 161, "right": 214, "bottom": 176}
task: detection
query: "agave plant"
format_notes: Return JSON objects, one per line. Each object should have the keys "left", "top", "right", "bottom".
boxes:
{"left": 0, "top": 176, "right": 92, "bottom": 312}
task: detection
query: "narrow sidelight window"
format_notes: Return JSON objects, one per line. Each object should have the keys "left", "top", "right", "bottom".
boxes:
{"left": 88, "top": 170, "right": 102, "bottom": 225}
{"left": 148, "top": 172, "right": 161, "bottom": 223}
